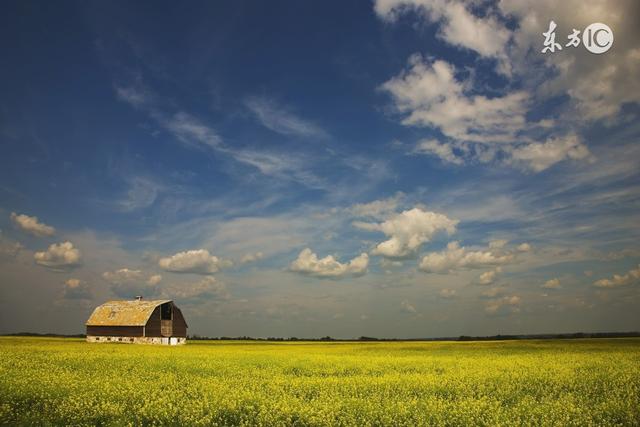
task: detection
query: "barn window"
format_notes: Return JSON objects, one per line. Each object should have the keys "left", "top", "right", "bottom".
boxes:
{"left": 161, "top": 303, "right": 172, "bottom": 320}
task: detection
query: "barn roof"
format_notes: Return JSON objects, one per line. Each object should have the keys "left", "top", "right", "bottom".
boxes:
{"left": 85, "top": 299, "right": 171, "bottom": 326}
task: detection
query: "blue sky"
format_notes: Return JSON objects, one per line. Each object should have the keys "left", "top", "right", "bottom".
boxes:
{"left": 1, "top": 0, "right": 639, "bottom": 337}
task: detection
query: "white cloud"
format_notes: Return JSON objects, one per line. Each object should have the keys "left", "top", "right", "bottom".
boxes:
{"left": 63, "top": 278, "right": 91, "bottom": 300}
{"left": 240, "top": 252, "right": 264, "bottom": 264}
{"left": 114, "top": 83, "right": 327, "bottom": 189}
{"left": 593, "top": 265, "right": 640, "bottom": 288}
{"left": 161, "top": 111, "right": 222, "bottom": 150}
{"left": 34, "top": 241, "right": 81, "bottom": 270}
{"left": 497, "top": 0, "right": 640, "bottom": 122}
{"left": 289, "top": 248, "right": 369, "bottom": 278}
{"left": 419, "top": 241, "right": 514, "bottom": 273}
{"left": 413, "top": 139, "right": 463, "bottom": 165}
{"left": 374, "top": 0, "right": 511, "bottom": 70}
{"left": 162, "top": 276, "right": 230, "bottom": 301}
{"left": 356, "top": 207, "right": 458, "bottom": 258}
{"left": 245, "top": 96, "right": 327, "bottom": 138}
{"left": 375, "top": 1, "right": 637, "bottom": 173}
{"left": 158, "top": 249, "right": 232, "bottom": 275}
{"left": 484, "top": 295, "right": 521, "bottom": 315}
{"left": 542, "top": 278, "right": 561, "bottom": 289}
{"left": 508, "top": 134, "right": 592, "bottom": 172}
{"left": 381, "top": 56, "right": 528, "bottom": 144}
{"left": 116, "top": 177, "right": 162, "bottom": 212}
{"left": 225, "top": 148, "right": 325, "bottom": 189}
{"left": 517, "top": 243, "right": 532, "bottom": 252}
{"left": 115, "top": 84, "right": 151, "bottom": 109}
{"left": 377, "top": 1, "right": 640, "bottom": 124}
{"left": 350, "top": 193, "right": 404, "bottom": 220}
{"left": 478, "top": 267, "right": 502, "bottom": 285}
{"left": 102, "top": 268, "right": 161, "bottom": 298}
{"left": 10, "top": 212, "right": 55, "bottom": 237}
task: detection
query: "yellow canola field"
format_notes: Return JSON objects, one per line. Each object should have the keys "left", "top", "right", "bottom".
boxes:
{"left": 0, "top": 337, "right": 639, "bottom": 426}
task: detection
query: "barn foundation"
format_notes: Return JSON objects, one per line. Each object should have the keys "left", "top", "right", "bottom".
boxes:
{"left": 86, "top": 335, "right": 186, "bottom": 345}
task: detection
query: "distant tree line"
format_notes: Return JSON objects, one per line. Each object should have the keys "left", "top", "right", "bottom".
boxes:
{"left": 188, "top": 331, "right": 640, "bottom": 342}
{"left": 4, "top": 331, "right": 640, "bottom": 342}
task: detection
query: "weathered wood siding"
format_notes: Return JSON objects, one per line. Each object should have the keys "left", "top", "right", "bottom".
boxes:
{"left": 144, "top": 306, "right": 162, "bottom": 337}
{"left": 143, "top": 303, "right": 187, "bottom": 337}
{"left": 86, "top": 325, "right": 143, "bottom": 337}
{"left": 172, "top": 306, "right": 188, "bottom": 337}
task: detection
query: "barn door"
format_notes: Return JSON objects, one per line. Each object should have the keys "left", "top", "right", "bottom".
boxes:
{"left": 160, "top": 303, "right": 173, "bottom": 337}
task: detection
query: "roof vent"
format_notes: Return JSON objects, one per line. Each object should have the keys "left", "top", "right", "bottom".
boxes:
{"left": 135, "top": 295, "right": 143, "bottom": 301}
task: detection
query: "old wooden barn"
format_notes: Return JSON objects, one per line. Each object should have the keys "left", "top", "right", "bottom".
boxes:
{"left": 85, "top": 297, "right": 188, "bottom": 345}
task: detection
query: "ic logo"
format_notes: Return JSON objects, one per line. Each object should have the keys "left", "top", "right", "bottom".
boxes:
{"left": 582, "top": 23, "right": 614, "bottom": 54}
{"left": 541, "top": 21, "right": 614, "bottom": 55}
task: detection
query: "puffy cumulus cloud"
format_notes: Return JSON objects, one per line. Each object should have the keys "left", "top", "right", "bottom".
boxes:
{"left": 381, "top": 56, "right": 528, "bottom": 144}
{"left": 374, "top": 0, "right": 511, "bottom": 70}
{"left": 374, "top": 1, "right": 638, "bottom": 173}
{"left": 162, "top": 277, "right": 230, "bottom": 302}
{"left": 63, "top": 278, "right": 91, "bottom": 300}
{"left": 158, "top": 249, "right": 232, "bottom": 275}
{"left": 542, "top": 278, "right": 561, "bottom": 289}
{"left": 377, "top": 0, "right": 640, "bottom": 124}
{"left": 381, "top": 56, "right": 591, "bottom": 171}
{"left": 355, "top": 207, "right": 458, "bottom": 258}
{"left": 507, "top": 134, "right": 592, "bottom": 172}
{"left": 419, "top": 241, "right": 515, "bottom": 273}
{"left": 478, "top": 267, "right": 502, "bottom": 285}
{"left": 34, "top": 241, "right": 81, "bottom": 270}
{"left": 10, "top": 212, "right": 55, "bottom": 237}
{"left": 484, "top": 295, "right": 521, "bottom": 315}
{"left": 517, "top": 243, "right": 532, "bottom": 253}
{"left": 240, "top": 252, "right": 264, "bottom": 264}
{"left": 413, "top": 139, "right": 463, "bottom": 165}
{"left": 289, "top": 248, "right": 369, "bottom": 279}
{"left": 439, "top": 288, "right": 457, "bottom": 299}
{"left": 349, "top": 193, "right": 404, "bottom": 220}
{"left": 498, "top": 0, "right": 640, "bottom": 122}
{"left": 593, "top": 265, "right": 640, "bottom": 288}
{"left": 102, "top": 268, "right": 161, "bottom": 298}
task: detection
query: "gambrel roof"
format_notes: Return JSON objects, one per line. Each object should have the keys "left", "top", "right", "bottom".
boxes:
{"left": 85, "top": 300, "right": 171, "bottom": 326}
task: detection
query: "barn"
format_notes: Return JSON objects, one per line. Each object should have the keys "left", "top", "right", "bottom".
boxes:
{"left": 85, "top": 297, "right": 188, "bottom": 345}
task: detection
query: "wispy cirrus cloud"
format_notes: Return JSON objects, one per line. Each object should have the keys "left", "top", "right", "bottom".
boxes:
{"left": 114, "top": 83, "right": 328, "bottom": 189}
{"left": 245, "top": 96, "right": 328, "bottom": 138}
